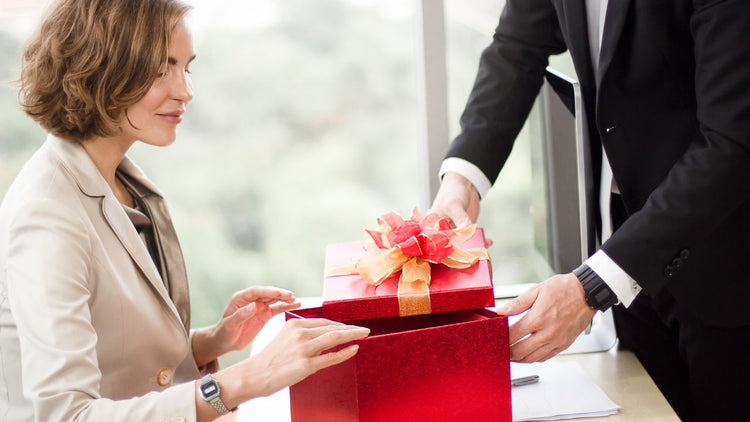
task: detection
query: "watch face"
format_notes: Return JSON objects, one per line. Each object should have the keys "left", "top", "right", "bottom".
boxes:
{"left": 200, "top": 380, "right": 219, "bottom": 399}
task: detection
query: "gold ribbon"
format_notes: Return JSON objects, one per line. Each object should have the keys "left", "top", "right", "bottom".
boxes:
{"left": 397, "top": 257, "right": 432, "bottom": 316}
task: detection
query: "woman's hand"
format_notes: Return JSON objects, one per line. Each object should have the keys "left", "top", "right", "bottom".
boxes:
{"left": 197, "top": 318, "right": 369, "bottom": 418}
{"left": 235, "top": 318, "right": 370, "bottom": 399}
{"left": 192, "top": 286, "right": 301, "bottom": 367}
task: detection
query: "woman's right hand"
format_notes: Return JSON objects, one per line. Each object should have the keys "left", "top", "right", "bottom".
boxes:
{"left": 236, "top": 318, "right": 369, "bottom": 399}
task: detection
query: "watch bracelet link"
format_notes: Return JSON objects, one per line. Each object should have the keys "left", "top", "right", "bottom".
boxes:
{"left": 573, "top": 264, "right": 618, "bottom": 312}
{"left": 209, "top": 396, "right": 232, "bottom": 415}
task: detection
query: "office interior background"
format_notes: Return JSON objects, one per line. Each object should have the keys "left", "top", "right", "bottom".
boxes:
{"left": 0, "top": 0, "right": 560, "bottom": 363}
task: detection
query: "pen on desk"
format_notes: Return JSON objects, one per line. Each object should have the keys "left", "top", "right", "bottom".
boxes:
{"left": 511, "top": 375, "right": 540, "bottom": 387}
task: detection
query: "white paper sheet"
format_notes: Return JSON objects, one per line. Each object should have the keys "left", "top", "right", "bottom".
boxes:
{"left": 511, "top": 361, "right": 620, "bottom": 421}
{"left": 236, "top": 388, "right": 290, "bottom": 422}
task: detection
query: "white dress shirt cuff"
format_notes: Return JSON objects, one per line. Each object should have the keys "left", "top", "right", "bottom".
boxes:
{"left": 585, "top": 250, "right": 642, "bottom": 308}
{"left": 439, "top": 157, "right": 492, "bottom": 199}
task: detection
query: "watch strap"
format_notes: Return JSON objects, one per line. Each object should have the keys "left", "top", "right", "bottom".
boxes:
{"left": 208, "top": 396, "right": 232, "bottom": 415}
{"left": 573, "top": 264, "right": 618, "bottom": 311}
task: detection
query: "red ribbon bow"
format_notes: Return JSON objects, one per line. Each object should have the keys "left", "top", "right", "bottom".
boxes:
{"left": 355, "top": 207, "right": 487, "bottom": 288}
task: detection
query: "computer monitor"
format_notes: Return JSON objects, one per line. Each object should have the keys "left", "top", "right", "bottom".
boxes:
{"left": 531, "top": 68, "right": 597, "bottom": 273}
{"left": 530, "top": 67, "right": 617, "bottom": 353}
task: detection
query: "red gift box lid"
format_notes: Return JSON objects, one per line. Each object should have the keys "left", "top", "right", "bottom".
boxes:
{"left": 322, "top": 228, "right": 494, "bottom": 322}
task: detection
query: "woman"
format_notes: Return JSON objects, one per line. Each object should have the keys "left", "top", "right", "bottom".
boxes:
{"left": 0, "top": 0, "right": 369, "bottom": 420}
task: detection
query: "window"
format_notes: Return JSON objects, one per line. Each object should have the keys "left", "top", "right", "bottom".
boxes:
{"left": 1, "top": 1, "right": 425, "bottom": 332}
{"left": 444, "top": 0, "right": 546, "bottom": 287}
{"left": 138, "top": 0, "right": 425, "bottom": 328}
{"left": 0, "top": 0, "right": 548, "bottom": 347}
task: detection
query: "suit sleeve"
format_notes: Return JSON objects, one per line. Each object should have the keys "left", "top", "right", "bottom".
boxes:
{"left": 6, "top": 198, "right": 198, "bottom": 422}
{"left": 601, "top": 0, "right": 750, "bottom": 295}
{"left": 445, "top": 0, "right": 567, "bottom": 183}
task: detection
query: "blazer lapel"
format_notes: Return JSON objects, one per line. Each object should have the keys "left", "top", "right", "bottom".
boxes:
{"left": 48, "top": 136, "right": 186, "bottom": 331}
{"left": 99, "top": 194, "right": 174, "bottom": 307}
{"left": 597, "top": 0, "right": 633, "bottom": 87}
{"left": 117, "top": 158, "right": 192, "bottom": 331}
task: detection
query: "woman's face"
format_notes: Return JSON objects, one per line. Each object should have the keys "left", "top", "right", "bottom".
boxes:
{"left": 120, "top": 19, "right": 195, "bottom": 147}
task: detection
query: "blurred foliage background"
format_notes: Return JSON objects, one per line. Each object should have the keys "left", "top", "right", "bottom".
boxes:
{"left": 1, "top": 0, "right": 550, "bottom": 363}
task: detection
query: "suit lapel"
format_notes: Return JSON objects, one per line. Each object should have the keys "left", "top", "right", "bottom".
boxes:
{"left": 556, "top": 0, "right": 599, "bottom": 123}
{"left": 117, "top": 158, "right": 192, "bottom": 331}
{"left": 558, "top": 0, "right": 596, "bottom": 93}
{"left": 598, "top": 0, "right": 633, "bottom": 87}
{"left": 48, "top": 136, "right": 186, "bottom": 331}
{"left": 149, "top": 199, "right": 191, "bottom": 331}
{"left": 99, "top": 194, "right": 176, "bottom": 309}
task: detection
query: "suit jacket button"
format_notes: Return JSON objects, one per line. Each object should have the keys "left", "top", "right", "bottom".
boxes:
{"left": 664, "top": 266, "right": 674, "bottom": 277}
{"left": 157, "top": 367, "right": 173, "bottom": 386}
{"left": 680, "top": 249, "right": 690, "bottom": 260}
{"left": 672, "top": 258, "right": 682, "bottom": 268}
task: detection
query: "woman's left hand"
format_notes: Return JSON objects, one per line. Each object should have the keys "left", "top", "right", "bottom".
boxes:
{"left": 193, "top": 286, "right": 301, "bottom": 367}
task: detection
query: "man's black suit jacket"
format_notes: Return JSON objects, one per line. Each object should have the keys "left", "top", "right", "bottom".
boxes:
{"left": 446, "top": 0, "right": 750, "bottom": 327}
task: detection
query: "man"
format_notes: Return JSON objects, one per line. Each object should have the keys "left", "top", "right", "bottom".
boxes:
{"left": 430, "top": 1, "right": 750, "bottom": 420}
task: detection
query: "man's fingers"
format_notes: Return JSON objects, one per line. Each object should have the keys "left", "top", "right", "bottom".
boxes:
{"left": 497, "top": 286, "right": 539, "bottom": 317}
{"left": 430, "top": 202, "right": 470, "bottom": 228}
{"left": 509, "top": 330, "right": 564, "bottom": 362}
{"left": 508, "top": 313, "right": 536, "bottom": 346}
{"left": 501, "top": 274, "right": 596, "bottom": 363}
{"left": 498, "top": 289, "right": 542, "bottom": 345}
{"left": 448, "top": 206, "right": 472, "bottom": 228}
{"left": 510, "top": 335, "right": 546, "bottom": 362}
{"left": 429, "top": 172, "right": 479, "bottom": 228}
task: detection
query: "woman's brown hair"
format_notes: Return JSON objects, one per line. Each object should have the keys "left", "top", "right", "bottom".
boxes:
{"left": 18, "top": 0, "right": 192, "bottom": 143}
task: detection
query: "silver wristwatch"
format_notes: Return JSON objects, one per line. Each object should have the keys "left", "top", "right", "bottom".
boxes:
{"left": 198, "top": 374, "right": 233, "bottom": 415}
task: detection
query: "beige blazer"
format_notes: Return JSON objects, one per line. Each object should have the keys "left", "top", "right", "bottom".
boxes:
{"left": 0, "top": 135, "right": 204, "bottom": 421}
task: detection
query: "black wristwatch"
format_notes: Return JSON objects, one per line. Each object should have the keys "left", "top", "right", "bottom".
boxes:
{"left": 573, "top": 264, "right": 618, "bottom": 311}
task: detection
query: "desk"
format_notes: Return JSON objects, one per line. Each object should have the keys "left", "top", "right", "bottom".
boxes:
{"left": 224, "top": 299, "right": 678, "bottom": 421}
{"left": 552, "top": 351, "right": 677, "bottom": 421}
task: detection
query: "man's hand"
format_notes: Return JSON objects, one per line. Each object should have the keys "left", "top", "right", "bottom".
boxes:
{"left": 430, "top": 172, "right": 481, "bottom": 228}
{"left": 497, "top": 273, "right": 596, "bottom": 362}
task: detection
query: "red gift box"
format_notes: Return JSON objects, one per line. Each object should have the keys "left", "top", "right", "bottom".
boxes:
{"left": 322, "top": 228, "right": 495, "bottom": 322}
{"left": 287, "top": 307, "right": 511, "bottom": 422}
